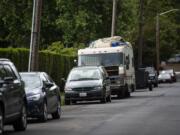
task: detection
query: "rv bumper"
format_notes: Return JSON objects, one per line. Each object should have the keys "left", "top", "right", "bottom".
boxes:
{"left": 110, "top": 85, "right": 124, "bottom": 95}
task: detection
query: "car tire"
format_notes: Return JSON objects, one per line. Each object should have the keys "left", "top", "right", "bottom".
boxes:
{"left": 131, "top": 84, "right": 135, "bottom": 92}
{"left": 125, "top": 86, "right": 130, "bottom": 98}
{"left": 0, "top": 107, "right": 4, "bottom": 135}
{"left": 52, "top": 101, "right": 61, "bottom": 119}
{"left": 117, "top": 90, "right": 124, "bottom": 99}
{"left": 154, "top": 83, "right": 158, "bottom": 87}
{"left": 39, "top": 103, "right": 48, "bottom": 122}
{"left": 125, "top": 91, "right": 130, "bottom": 97}
{"left": 149, "top": 84, "right": 153, "bottom": 91}
{"left": 106, "top": 95, "right": 111, "bottom": 102}
{"left": 100, "top": 96, "right": 107, "bottom": 103}
{"left": 13, "top": 104, "right": 27, "bottom": 131}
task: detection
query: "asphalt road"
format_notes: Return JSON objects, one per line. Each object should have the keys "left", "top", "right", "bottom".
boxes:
{"left": 5, "top": 83, "right": 180, "bottom": 135}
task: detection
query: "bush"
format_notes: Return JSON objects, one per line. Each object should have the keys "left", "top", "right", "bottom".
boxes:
{"left": 0, "top": 48, "right": 75, "bottom": 91}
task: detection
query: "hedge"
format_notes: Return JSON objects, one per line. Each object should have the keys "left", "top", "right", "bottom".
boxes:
{"left": 0, "top": 48, "right": 75, "bottom": 90}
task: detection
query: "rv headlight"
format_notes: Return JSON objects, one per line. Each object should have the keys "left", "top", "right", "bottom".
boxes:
{"left": 65, "top": 87, "right": 72, "bottom": 91}
{"left": 119, "top": 67, "right": 125, "bottom": 74}
{"left": 27, "top": 94, "right": 41, "bottom": 101}
{"left": 95, "top": 86, "right": 103, "bottom": 90}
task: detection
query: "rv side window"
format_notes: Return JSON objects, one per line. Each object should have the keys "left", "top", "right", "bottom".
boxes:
{"left": 132, "top": 58, "right": 134, "bottom": 67}
{"left": 126, "top": 55, "right": 130, "bottom": 70}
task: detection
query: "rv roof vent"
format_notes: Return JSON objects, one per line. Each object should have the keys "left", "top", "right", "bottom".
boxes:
{"left": 111, "top": 41, "right": 127, "bottom": 47}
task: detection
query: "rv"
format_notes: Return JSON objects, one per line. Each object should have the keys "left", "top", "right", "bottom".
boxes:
{"left": 78, "top": 36, "right": 136, "bottom": 98}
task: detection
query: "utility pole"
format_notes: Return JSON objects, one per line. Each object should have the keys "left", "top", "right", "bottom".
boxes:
{"left": 155, "top": 9, "right": 179, "bottom": 73}
{"left": 156, "top": 14, "right": 160, "bottom": 73}
{"left": 111, "top": 0, "right": 117, "bottom": 37}
{"left": 138, "top": 0, "right": 144, "bottom": 68}
{"left": 28, "top": 0, "right": 42, "bottom": 71}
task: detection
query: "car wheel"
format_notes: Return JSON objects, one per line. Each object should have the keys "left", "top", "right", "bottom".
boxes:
{"left": 125, "top": 91, "right": 130, "bottom": 97}
{"left": 154, "top": 83, "right": 158, "bottom": 87}
{"left": 52, "top": 101, "right": 61, "bottom": 119}
{"left": 149, "top": 84, "right": 153, "bottom": 91}
{"left": 0, "top": 107, "right": 4, "bottom": 134}
{"left": 13, "top": 104, "right": 27, "bottom": 131}
{"left": 125, "top": 86, "right": 130, "bottom": 98}
{"left": 131, "top": 84, "right": 135, "bottom": 92}
{"left": 106, "top": 95, "right": 111, "bottom": 102}
{"left": 40, "top": 103, "right": 48, "bottom": 122}
{"left": 100, "top": 96, "right": 107, "bottom": 103}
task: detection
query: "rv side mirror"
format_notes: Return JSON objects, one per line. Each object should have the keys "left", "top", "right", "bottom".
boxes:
{"left": 61, "top": 78, "right": 66, "bottom": 82}
{"left": 74, "top": 59, "right": 77, "bottom": 65}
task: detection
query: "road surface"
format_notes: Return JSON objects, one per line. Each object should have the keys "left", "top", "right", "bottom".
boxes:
{"left": 5, "top": 83, "right": 180, "bottom": 135}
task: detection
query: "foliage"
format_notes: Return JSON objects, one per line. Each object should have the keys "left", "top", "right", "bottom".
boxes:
{"left": 0, "top": 48, "right": 75, "bottom": 90}
{"left": 0, "top": 0, "right": 179, "bottom": 66}
{"left": 45, "top": 41, "right": 85, "bottom": 56}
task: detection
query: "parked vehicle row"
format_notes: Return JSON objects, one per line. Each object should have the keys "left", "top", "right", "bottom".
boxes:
{"left": 64, "top": 66, "right": 111, "bottom": 105}
{"left": 0, "top": 36, "right": 177, "bottom": 134}
{"left": 77, "top": 36, "right": 135, "bottom": 99}
{"left": 135, "top": 67, "right": 158, "bottom": 91}
{"left": 0, "top": 59, "right": 61, "bottom": 134}
{"left": 64, "top": 37, "right": 165, "bottom": 105}
{"left": 158, "top": 69, "right": 177, "bottom": 83}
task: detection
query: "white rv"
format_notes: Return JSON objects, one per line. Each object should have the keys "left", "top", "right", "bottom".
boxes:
{"left": 78, "top": 36, "right": 136, "bottom": 98}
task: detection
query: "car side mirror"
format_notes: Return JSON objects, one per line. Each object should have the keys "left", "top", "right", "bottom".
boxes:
{"left": 61, "top": 78, "right": 66, "bottom": 82}
{"left": 4, "top": 77, "right": 14, "bottom": 83}
{"left": 45, "top": 82, "right": 53, "bottom": 88}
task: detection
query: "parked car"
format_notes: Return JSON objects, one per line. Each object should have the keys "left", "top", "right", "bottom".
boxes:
{"left": 163, "top": 69, "right": 176, "bottom": 82}
{"left": 20, "top": 72, "right": 61, "bottom": 122}
{"left": 135, "top": 68, "right": 153, "bottom": 91}
{"left": 145, "top": 67, "right": 158, "bottom": 87}
{"left": 158, "top": 71, "right": 172, "bottom": 83}
{"left": 64, "top": 66, "right": 111, "bottom": 105}
{"left": 0, "top": 59, "right": 27, "bottom": 134}
{"left": 167, "top": 54, "right": 180, "bottom": 63}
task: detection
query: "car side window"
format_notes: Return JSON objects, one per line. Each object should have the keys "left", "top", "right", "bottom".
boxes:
{"left": 126, "top": 55, "right": 130, "bottom": 70}
{"left": 0, "top": 65, "right": 6, "bottom": 80}
{"left": 44, "top": 73, "right": 54, "bottom": 83}
{"left": 11, "top": 64, "right": 21, "bottom": 80}
{"left": 4, "top": 65, "right": 17, "bottom": 79}
{"left": 41, "top": 73, "right": 48, "bottom": 82}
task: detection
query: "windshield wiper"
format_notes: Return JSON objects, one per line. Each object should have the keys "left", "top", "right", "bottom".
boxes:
{"left": 70, "top": 78, "right": 99, "bottom": 81}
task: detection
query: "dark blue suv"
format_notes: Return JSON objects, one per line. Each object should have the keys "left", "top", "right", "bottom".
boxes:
{"left": 0, "top": 59, "right": 27, "bottom": 134}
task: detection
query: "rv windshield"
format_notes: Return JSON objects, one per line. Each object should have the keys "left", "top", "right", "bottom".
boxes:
{"left": 79, "top": 53, "right": 123, "bottom": 66}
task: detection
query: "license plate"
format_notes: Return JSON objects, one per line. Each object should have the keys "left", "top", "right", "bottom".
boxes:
{"left": 79, "top": 93, "right": 87, "bottom": 97}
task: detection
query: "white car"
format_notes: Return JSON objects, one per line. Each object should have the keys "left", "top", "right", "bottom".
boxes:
{"left": 158, "top": 72, "right": 172, "bottom": 83}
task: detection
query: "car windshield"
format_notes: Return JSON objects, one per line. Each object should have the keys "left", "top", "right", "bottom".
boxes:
{"left": 68, "top": 68, "right": 101, "bottom": 81}
{"left": 21, "top": 74, "right": 41, "bottom": 89}
{"left": 145, "top": 67, "right": 155, "bottom": 74}
{"left": 160, "top": 70, "right": 173, "bottom": 75}
{"left": 79, "top": 53, "right": 123, "bottom": 67}
{"left": 159, "top": 73, "right": 170, "bottom": 77}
